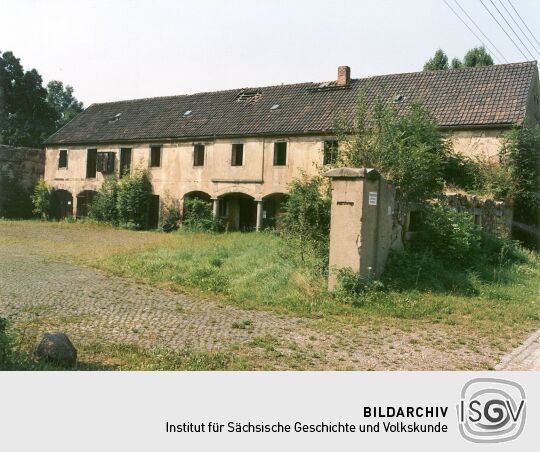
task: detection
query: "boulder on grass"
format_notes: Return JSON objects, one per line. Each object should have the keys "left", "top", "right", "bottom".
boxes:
{"left": 36, "top": 332, "right": 77, "bottom": 367}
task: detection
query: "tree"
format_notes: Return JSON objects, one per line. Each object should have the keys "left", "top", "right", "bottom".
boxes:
{"left": 463, "top": 46, "right": 494, "bottom": 67}
{"left": 46, "top": 80, "right": 83, "bottom": 130}
{"left": 337, "top": 97, "right": 449, "bottom": 216}
{"left": 423, "top": 49, "right": 449, "bottom": 71}
{"left": 0, "top": 51, "right": 57, "bottom": 147}
{"left": 451, "top": 57, "right": 463, "bottom": 69}
{"left": 423, "top": 47, "right": 494, "bottom": 71}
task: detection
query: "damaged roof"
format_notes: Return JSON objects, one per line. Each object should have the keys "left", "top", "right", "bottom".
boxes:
{"left": 44, "top": 61, "right": 538, "bottom": 145}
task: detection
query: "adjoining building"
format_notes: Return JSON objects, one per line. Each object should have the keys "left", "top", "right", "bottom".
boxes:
{"left": 43, "top": 62, "right": 540, "bottom": 230}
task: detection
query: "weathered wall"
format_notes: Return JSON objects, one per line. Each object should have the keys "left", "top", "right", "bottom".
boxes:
{"left": 0, "top": 145, "right": 44, "bottom": 216}
{"left": 445, "top": 192, "right": 513, "bottom": 237}
{"left": 449, "top": 128, "right": 506, "bottom": 161}
{"left": 44, "top": 136, "right": 331, "bottom": 216}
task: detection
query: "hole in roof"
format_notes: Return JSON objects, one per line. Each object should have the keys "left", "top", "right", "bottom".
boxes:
{"left": 236, "top": 91, "right": 262, "bottom": 103}
{"left": 108, "top": 113, "right": 122, "bottom": 123}
{"left": 393, "top": 94, "right": 404, "bottom": 103}
{"left": 270, "top": 104, "right": 280, "bottom": 110}
{"left": 183, "top": 110, "right": 193, "bottom": 116}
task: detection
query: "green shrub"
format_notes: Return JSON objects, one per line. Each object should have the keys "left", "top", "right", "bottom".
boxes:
{"left": 182, "top": 198, "right": 222, "bottom": 232}
{"left": 31, "top": 177, "right": 52, "bottom": 219}
{"left": 89, "top": 176, "right": 119, "bottom": 224}
{"left": 413, "top": 202, "right": 481, "bottom": 265}
{"left": 116, "top": 168, "right": 153, "bottom": 229}
{"left": 500, "top": 126, "right": 540, "bottom": 248}
{"left": 334, "top": 267, "right": 384, "bottom": 305}
{"left": 281, "top": 173, "right": 330, "bottom": 273}
{"left": 160, "top": 198, "right": 182, "bottom": 230}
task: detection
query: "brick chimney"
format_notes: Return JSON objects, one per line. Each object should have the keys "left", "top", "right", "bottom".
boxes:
{"left": 337, "top": 65, "right": 350, "bottom": 86}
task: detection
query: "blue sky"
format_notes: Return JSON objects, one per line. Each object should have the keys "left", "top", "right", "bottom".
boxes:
{"left": 1, "top": 0, "right": 539, "bottom": 105}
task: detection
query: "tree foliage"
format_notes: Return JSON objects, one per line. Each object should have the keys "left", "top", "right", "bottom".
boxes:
{"left": 0, "top": 50, "right": 83, "bottom": 147}
{"left": 423, "top": 49, "right": 449, "bottom": 71}
{"left": 424, "top": 47, "right": 494, "bottom": 71}
{"left": 46, "top": 80, "right": 84, "bottom": 130}
{"left": 337, "top": 97, "right": 448, "bottom": 213}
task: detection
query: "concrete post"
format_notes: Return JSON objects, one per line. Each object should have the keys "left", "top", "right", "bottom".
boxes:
{"left": 212, "top": 198, "right": 219, "bottom": 218}
{"left": 325, "top": 168, "right": 398, "bottom": 291}
{"left": 256, "top": 200, "right": 263, "bottom": 231}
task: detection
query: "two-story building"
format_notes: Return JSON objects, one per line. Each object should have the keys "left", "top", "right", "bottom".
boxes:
{"left": 43, "top": 62, "right": 540, "bottom": 230}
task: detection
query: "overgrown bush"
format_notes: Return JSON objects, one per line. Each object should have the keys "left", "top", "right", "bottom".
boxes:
{"left": 160, "top": 197, "right": 182, "bottom": 231}
{"left": 182, "top": 198, "right": 222, "bottom": 232}
{"left": 116, "top": 168, "right": 153, "bottom": 229}
{"left": 337, "top": 99, "right": 449, "bottom": 217}
{"left": 31, "top": 177, "right": 52, "bottom": 219}
{"left": 412, "top": 202, "right": 481, "bottom": 265}
{"left": 281, "top": 173, "right": 331, "bottom": 272}
{"left": 334, "top": 267, "right": 384, "bottom": 305}
{"left": 89, "top": 176, "right": 119, "bottom": 224}
{"left": 500, "top": 126, "right": 540, "bottom": 248}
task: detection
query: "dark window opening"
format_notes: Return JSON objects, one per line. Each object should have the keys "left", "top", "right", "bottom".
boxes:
{"left": 194, "top": 144, "right": 205, "bottom": 166}
{"left": 58, "top": 150, "right": 68, "bottom": 168}
{"left": 97, "top": 152, "right": 115, "bottom": 173}
{"left": 120, "top": 148, "right": 131, "bottom": 177}
{"left": 323, "top": 140, "right": 338, "bottom": 165}
{"left": 150, "top": 145, "right": 161, "bottom": 167}
{"left": 231, "top": 144, "right": 244, "bottom": 166}
{"left": 273, "top": 142, "right": 287, "bottom": 166}
{"left": 86, "top": 149, "right": 97, "bottom": 178}
{"left": 218, "top": 199, "right": 228, "bottom": 217}
{"left": 148, "top": 194, "right": 160, "bottom": 229}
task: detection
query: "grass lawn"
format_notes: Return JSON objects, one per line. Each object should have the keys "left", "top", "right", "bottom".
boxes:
{"left": 1, "top": 220, "right": 539, "bottom": 370}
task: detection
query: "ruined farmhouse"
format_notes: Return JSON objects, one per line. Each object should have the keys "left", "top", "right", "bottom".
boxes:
{"left": 43, "top": 62, "right": 540, "bottom": 230}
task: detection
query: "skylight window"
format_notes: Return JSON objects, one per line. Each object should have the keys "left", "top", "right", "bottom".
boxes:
{"left": 183, "top": 110, "right": 193, "bottom": 116}
{"left": 236, "top": 91, "right": 262, "bottom": 103}
{"left": 270, "top": 104, "right": 280, "bottom": 110}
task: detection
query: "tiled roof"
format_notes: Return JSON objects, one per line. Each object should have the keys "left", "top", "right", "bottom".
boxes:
{"left": 44, "top": 62, "right": 538, "bottom": 145}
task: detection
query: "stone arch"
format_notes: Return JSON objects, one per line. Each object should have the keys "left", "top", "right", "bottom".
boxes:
{"left": 262, "top": 192, "right": 289, "bottom": 229}
{"left": 218, "top": 191, "right": 257, "bottom": 231}
{"left": 182, "top": 190, "right": 212, "bottom": 218}
{"left": 76, "top": 190, "right": 98, "bottom": 218}
{"left": 51, "top": 189, "right": 73, "bottom": 219}
{"left": 214, "top": 185, "right": 257, "bottom": 200}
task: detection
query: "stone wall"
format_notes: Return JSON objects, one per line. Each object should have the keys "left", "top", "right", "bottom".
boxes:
{"left": 445, "top": 192, "right": 513, "bottom": 237}
{"left": 0, "top": 145, "right": 44, "bottom": 217}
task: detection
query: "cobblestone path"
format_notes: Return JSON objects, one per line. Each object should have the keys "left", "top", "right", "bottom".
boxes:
{"left": 495, "top": 329, "right": 540, "bottom": 371}
{"left": 0, "top": 244, "right": 306, "bottom": 351}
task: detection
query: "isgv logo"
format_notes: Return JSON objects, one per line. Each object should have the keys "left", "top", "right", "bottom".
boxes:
{"left": 457, "top": 378, "right": 526, "bottom": 443}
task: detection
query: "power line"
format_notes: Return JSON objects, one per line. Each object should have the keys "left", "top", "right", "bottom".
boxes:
{"left": 479, "top": 0, "right": 530, "bottom": 61}
{"left": 506, "top": 0, "right": 540, "bottom": 53}
{"left": 453, "top": 0, "right": 508, "bottom": 63}
{"left": 498, "top": 0, "right": 540, "bottom": 57}
{"left": 488, "top": 0, "right": 536, "bottom": 60}
{"left": 442, "top": 0, "right": 501, "bottom": 63}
